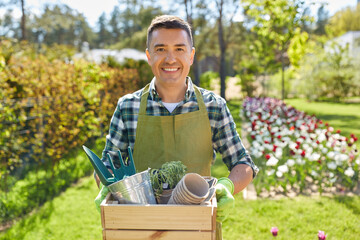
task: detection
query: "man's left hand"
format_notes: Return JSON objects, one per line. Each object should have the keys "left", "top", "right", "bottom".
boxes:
{"left": 215, "top": 177, "right": 235, "bottom": 222}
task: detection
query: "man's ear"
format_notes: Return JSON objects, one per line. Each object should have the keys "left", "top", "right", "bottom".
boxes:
{"left": 190, "top": 47, "right": 195, "bottom": 65}
{"left": 145, "top": 48, "right": 151, "bottom": 64}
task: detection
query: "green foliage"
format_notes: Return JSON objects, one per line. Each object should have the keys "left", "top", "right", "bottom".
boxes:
{"left": 0, "top": 40, "right": 140, "bottom": 223}
{"left": 268, "top": 67, "right": 297, "bottom": 98}
{"left": 326, "top": 4, "right": 360, "bottom": 37}
{"left": 150, "top": 161, "right": 187, "bottom": 196}
{"left": 292, "top": 42, "right": 360, "bottom": 101}
{"left": 199, "top": 71, "right": 218, "bottom": 90}
{"left": 287, "top": 28, "right": 309, "bottom": 68}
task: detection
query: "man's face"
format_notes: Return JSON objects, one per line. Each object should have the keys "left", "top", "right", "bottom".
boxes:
{"left": 146, "top": 28, "right": 195, "bottom": 87}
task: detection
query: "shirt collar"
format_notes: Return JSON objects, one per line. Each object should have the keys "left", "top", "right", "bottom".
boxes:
{"left": 148, "top": 77, "right": 195, "bottom": 102}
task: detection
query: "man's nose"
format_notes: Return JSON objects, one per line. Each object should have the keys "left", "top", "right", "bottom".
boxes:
{"left": 165, "top": 51, "right": 176, "bottom": 64}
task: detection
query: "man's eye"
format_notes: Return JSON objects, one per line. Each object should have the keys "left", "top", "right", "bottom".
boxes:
{"left": 176, "top": 48, "right": 185, "bottom": 51}
{"left": 156, "top": 48, "right": 165, "bottom": 52}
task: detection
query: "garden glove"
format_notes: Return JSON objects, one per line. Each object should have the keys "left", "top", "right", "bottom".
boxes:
{"left": 94, "top": 183, "right": 109, "bottom": 213}
{"left": 215, "top": 177, "right": 235, "bottom": 222}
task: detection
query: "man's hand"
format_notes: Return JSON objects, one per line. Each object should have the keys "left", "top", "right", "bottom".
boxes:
{"left": 94, "top": 183, "right": 109, "bottom": 213}
{"left": 215, "top": 177, "right": 235, "bottom": 222}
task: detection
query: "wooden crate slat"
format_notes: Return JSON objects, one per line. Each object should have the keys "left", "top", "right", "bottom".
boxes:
{"left": 103, "top": 229, "right": 213, "bottom": 240}
{"left": 102, "top": 204, "right": 213, "bottom": 230}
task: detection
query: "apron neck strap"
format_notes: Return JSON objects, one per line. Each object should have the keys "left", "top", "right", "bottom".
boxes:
{"left": 139, "top": 84, "right": 150, "bottom": 115}
{"left": 193, "top": 85, "right": 207, "bottom": 112}
{"left": 139, "top": 83, "right": 207, "bottom": 114}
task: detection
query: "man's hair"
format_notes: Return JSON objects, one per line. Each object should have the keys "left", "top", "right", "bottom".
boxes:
{"left": 147, "top": 15, "right": 193, "bottom": 49}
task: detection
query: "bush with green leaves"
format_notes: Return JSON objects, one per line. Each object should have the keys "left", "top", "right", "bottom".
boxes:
{"left": 199, "top": 71, "right": 219, "bottom": 90}
{"left": 0, "top": 39, "right": 141, "bottom": 223}
{"left": 290, "top": 42, "right": 360, "bottom": 101}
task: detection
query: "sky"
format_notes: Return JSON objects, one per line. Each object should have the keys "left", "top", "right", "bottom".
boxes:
{"left": 3, "top": 0, "right": 359, "bottom": 29}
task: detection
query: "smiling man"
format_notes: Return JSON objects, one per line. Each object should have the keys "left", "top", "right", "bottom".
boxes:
{"left": 94, "top": 15, "right": 258, "bottom": 240}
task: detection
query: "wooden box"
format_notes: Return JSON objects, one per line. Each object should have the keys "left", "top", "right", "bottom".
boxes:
{"left": 100, "top": 193, "right": 217, "bottom": 240}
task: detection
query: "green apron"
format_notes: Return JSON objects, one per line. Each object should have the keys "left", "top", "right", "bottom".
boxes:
{"left": 133, "top": 83, "right": 213, "bottom": 176}
{"left": 132, "top": 83, "right": 222, "bottom": 240}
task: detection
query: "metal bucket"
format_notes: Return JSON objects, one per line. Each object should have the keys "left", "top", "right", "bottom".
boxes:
{"left": 108, "top": 169, "right": 156, "bottom": 204}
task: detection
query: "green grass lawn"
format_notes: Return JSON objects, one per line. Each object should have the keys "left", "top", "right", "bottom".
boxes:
{"left": 0, "top": 176, "right": 102, "bottom": 240}
{"left": 1, "top": 98, "right": 360, "bottom": 240}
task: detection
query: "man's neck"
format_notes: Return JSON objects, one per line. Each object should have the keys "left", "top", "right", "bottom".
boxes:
{"left": 154, "top": 80, "right": 187, "bottom": 103}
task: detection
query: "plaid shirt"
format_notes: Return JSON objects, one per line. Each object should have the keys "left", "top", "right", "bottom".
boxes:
{"left": 102, "top": 77, "right": 258, "bottom": 177}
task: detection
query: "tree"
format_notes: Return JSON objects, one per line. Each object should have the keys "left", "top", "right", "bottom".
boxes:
{"left": 314, "top": 4, "right": 329, "bottom": 35}
{"left": 0, "top": 0, "right": 26, "bottom": 40}
{"left": 326, "top": 4, "right": 360, "bottom": 37}
{"left": 97, "top": 12, "right": 112, "bottom": 47}
{"left": 109, "top": 6, "right": 122, "bottom": 43}
{"left": 175, "top": 0, "right": 210, "bottom": 86}
{"left": 32, "top": 4, "right": 95, "bottom": 48}
{"left": 215, "top": 0, "right": 240, "bottom": 99}
{"left": 243, "top": 0, "right": 308, "bottom": 100}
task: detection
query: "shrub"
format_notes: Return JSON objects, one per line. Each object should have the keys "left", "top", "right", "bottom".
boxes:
{"left": 0, "top": 39, "right": 141, "bottom": 223}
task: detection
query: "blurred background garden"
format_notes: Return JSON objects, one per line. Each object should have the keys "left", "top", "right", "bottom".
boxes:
{"left": 1, "top": 0, "right": 360, "bottom": 239}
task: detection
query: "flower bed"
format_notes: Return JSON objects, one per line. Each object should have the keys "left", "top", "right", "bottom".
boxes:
{"left": 241, "top": 97, "right": 359, "bottom": 196}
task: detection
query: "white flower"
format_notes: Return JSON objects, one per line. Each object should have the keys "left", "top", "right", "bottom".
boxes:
{"left": 266, "top": 169, "right": 275, "bottom": 176}
{"left": 252, "top": 141, "right": 260, "bottom": 148}
{"left": 309, "top": 153, "right": 321, "bottom": 161}
{"left": 286, "top": 159, "right": 296, "bottom": 167}
{"left": 317, "top": 134, "right": 326, "bottom": 143}
{"left": 311, "top": 170, "right": 318, "bottom": 177}
{"left": 327, "top": 161, "right": 337, "bottom": 170}
{"left": 278, "top": 165, "right": 289, "bottom": 173}
{"left": 266, "top": 156, "right": 279, "bottom": 166}
{"left": 327, "top": 151, "right": 335, "bottom": 159}
{"left": 321, "top": 147, "right": 328, "bottom": 154}
{"left": 344, "top": 167, "right": 355, "bottom": 177}
{"left": 296, "top": 158, "right": 305, "bottom": 165}
{"left": 326, "top": 142, "right": 332, "bottom": 148}
{"left": 276, "top": 171, "right": 283, "bottom": 178}
{"left": 275, "top": 149, "right": 283, "bottom": 159}
{"left": 330, "top": 177, "right": 337, "bottom": 183}
{"left": 289, "top": 142, "right": 297, "bottom": 149}
{"left": 356, "top": 158, "right": 360, "bottom": 165}
{"left": 339, "top": 154, "right": 349, "bottom": 162}
{"left": 329, "top": 172, "right": 335, "bottom": 178}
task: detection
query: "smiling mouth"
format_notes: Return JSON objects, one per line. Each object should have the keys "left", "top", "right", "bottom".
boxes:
{"left": 162, "top": 67, "right": 180, "bottom": 72}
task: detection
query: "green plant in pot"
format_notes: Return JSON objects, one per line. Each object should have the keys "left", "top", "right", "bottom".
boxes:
{"left": 150, "top": 161, "right": 187, "bottom": 204}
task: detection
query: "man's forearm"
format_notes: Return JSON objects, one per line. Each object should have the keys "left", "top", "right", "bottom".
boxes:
{"left": 228, "top": 164, "right": 253, "bottom": 195}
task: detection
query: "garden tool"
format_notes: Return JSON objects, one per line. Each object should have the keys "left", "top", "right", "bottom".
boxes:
{"left": 106, "top": 146, "right": 136, "bottom": 180}
{"left": 83, "top": 145, "right": 116, "bottom": 186}
{"left": 83, "top": 145, "right": 137, "bottom": 186}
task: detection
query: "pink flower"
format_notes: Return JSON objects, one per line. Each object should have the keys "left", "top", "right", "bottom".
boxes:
{"left": 271, "top": 227, "right": 278, "bottom": 237}
{"left": 318, "top": 230, "right": 326, "bottom": 240}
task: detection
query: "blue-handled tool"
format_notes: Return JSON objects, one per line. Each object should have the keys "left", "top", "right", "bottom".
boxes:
{"left": 83, "top": 145, "right": 117, "bottom": 186}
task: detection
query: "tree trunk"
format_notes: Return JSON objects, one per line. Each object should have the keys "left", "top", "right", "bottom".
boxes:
{"left": 183, "top": 0, "right": 200, "bottom": 86}
{"left": 192, "top": 56, "right": 200, "bottom": 86}
{"left": 281, "top": 49, "right": 285, "bottom": 100}
{"left": 20, "top": 0, "right": 26, "bottom": 40}
{"left": 217, "top": 1, "right": 226, "bottom": 100}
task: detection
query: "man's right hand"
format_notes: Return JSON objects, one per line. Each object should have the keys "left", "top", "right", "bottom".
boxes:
{"left": 94, "top": 183, "right": 109, "bottom": 213}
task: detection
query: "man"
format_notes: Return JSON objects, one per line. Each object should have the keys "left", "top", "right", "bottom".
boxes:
{"left": 94, "top": 15, "right": 258, "bottom": 239}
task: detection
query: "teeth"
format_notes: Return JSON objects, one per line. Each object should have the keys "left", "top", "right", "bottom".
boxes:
{"left": 163, "top": 68, "right": 178, "bottom": 72}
